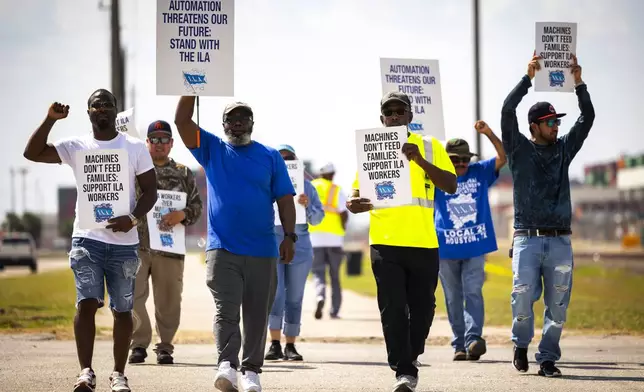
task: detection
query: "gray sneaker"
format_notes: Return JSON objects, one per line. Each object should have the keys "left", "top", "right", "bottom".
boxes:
{"left": 73, "top": 368, "right": 96, "bottom": 392}
{"left": 109, "top": 372, "right": 131, "bottom": 392}
{"left": 392, "top": 375, "right": 417, "bottom": 392}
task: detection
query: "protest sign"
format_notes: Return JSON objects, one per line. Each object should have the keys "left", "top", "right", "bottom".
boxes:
{"left": 115, "top": 108, "right": 140, "bottom": 139}
{"left": 274, "top": 160, "right": 306, "bottom": 226}
{"left": 75, "top": 149, "right": 130, "bottom": 230}
{"left": 380, "top": 58, "right": 445, "bottom": 139}
{"left": 355, "top": 126, "right": 412, "bottom": 208}
{"left": 147, "top": 190, "right": 188, "bottom": 255}
{"left": 156, "top": 0, "right": 235, "bottom": 96}
{"left": 535, "top": 22, "right": 578, "bottom": 92}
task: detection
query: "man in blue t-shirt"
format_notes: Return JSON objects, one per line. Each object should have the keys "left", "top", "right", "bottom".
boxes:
{"left": 434, "top": 120, "right": 507, "bottom": 362}
{"left": 174, "top": 97, "right": 297, "bottom": 392}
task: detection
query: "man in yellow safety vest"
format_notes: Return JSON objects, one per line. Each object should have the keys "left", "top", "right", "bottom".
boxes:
{"left": 309, "top": 163, "right": 349, "bottom": 319}
{"left": 347, "top": 91, "right": 456, "bottom": 392}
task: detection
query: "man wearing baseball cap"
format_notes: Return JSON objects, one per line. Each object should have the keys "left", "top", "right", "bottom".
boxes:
{"left": 347, "top": 91, "right": 456, "bottom": 392}
{"left": 501, "top": 53, "right": 595, "bottom": 377}
{"left": 129, "top": 120, "right": 203, "bottom": 365}
{"left": 434, "top": 121, "right": 507, "bottom": 363}
{"left": 174, "top": 97, "right": 297, "bottom": 392}
{"left": 309, "top": 161, "right": 349, "bottom": 320}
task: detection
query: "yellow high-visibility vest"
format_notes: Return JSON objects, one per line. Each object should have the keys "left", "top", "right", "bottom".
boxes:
{"left": 309, "top": 178, "right": 346, "bottom": 236}
{"left": 352, "top": 133, "right": 455, "bottom": 249}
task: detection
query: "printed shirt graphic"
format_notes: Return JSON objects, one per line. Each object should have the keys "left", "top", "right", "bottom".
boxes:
{"left": 434, "top": 157, "right": 498, "bottom": 259}
{"left": 54, "top": 132, "right": 154, "bottom": 246}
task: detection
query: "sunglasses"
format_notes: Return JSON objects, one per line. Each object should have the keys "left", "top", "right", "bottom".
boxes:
{"left": 450, "top": 156, "right": 471, "bottom": 164}
{"left": 224, "top": 114, "right": 253, "bottom": 124}
{"left": 282, "top": 155, "right": 296, "bottom": 161}
{"left": 543, "top": 118, "right": 561, "bottom": 127}
{"left": 382, "top": 108, "right": 408, "bottom": 117}
{"left": 148, "top": 137, "right": 171, "bottom": 145}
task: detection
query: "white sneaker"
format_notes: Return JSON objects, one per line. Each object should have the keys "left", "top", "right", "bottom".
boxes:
{"left": 214, "top": 361, "right": 239, "bottom": 392}
{"left": 109, "top": 372, "right": 131, "bottom": 392}
{"left": 392, "top": 375, "right": 417, "bottom": 392}
{"left": 240, "top": 370, "right": 262, "bottom": 392}
{"left": 73, "top": 368, "right": 96, "bottom": 392}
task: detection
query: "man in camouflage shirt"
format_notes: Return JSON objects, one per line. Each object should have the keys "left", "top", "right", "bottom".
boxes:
{"left": 129, "top": 120, "right": 203, "bottom": 365}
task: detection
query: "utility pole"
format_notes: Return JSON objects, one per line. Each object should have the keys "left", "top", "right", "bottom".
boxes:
{"left": 19, "top": 167, "right": 28, "bottom": 214}
{"left": 9, "top": 168, "right": 16, "bottom": 213}
{"left": 472, "top": 0, "right": 482, "bottom": 157}
{"left": 99, "top": 0, "right": 125, "bottom": 111}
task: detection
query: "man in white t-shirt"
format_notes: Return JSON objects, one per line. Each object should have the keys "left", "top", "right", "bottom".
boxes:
{"left": 309, "top": 163, "right": 349, "bottom": 319}
{"left": 23, "top": 89, "right": 157, "bottom": 392}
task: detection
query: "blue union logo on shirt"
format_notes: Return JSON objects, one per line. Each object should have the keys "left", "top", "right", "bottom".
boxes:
{"left": 93, "top": 203, "right": 114, "bottom": 223}
{"left": 375, "top": 181, "right": 396, "bottom": 200}
{"left": 549, "top": 70, "right": 565, "bottom": 87}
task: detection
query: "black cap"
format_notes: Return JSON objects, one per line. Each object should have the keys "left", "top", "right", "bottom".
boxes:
{"left": 380, "top": 91, "right": 411, "bottom": 108}
{"left": 147, "top": 120, "right": 172, "bottom": 136}
{"left": 222, "top": 102, "right": 253, "bottom": 121}
{"left": 528, "top": 102, "right": 566, "bottom": 124}
{"left": 446, "top": 138, "right": 478, "bottom": 157}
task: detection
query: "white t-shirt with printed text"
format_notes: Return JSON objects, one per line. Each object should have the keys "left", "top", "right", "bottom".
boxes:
{"left": 54, "top": 132, "right": 154, "bottom": 245}
{"left": 310, "top": 189, "right": 348, "bottom": 248}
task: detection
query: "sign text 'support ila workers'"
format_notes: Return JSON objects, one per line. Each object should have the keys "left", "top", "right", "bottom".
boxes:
{"left": 535, "top": 22, "right": 577, "bottom": 92}
{"left": 156, "top": 0, "right": 235, "bottom": 96}
{"left": 76, "top": 149, "right": 130, "bottom": 229}
{"left": 380, "top": 58, "right": 445, "bottom": 139}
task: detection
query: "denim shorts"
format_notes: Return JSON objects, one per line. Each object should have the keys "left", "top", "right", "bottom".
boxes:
{"left": 69, "top": 237, "right": 141, "bottom": 312}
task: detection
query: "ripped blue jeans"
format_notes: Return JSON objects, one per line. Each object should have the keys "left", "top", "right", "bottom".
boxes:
{"left": 69, "top": 237, "right": 141, "bottom": 312}
{"left": 510, "top": 235, "right": 574, "bottom": 364}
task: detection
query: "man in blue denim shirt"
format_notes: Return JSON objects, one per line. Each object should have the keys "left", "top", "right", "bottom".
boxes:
{"left": 265, "top": 144, "right": 325, "bottom": 362}
{"left": 501, "top": 53, "right": 594, "bottom": 378}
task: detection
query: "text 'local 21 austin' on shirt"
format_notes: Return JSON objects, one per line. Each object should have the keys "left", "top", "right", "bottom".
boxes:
{"left": 54, "top": 132, "right": 154, "bottom": 246}
{"left": 434, "top": 157, "right": 499, "bottom": 260}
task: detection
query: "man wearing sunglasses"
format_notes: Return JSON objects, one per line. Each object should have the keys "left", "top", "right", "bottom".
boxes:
{"left": 433, "top": 121, "right": 506, "bottom": 363}
{"left": 174, "top": 97, "right": 296, "bottom": 392}
{"left": 347, "top": 92, "right": 457, "bottom": 392}
{"left": 129, "top": 120, "right": 203, "bottom": 366}
{"left": 502, "top": 53, "right": 594, "bottom": 378}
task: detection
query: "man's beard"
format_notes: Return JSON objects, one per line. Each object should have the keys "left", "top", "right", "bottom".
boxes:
{"left": 226, "top": 130, "right": 252, "bottom": 146}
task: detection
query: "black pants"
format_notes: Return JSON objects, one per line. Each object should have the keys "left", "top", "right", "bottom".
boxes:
{"left": 370, "top": 244, "right": 440, "bottom": 378}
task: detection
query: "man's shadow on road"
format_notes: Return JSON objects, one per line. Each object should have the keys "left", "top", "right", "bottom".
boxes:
{"left": 140, "top": 362, "right": 317, "bottom": 372}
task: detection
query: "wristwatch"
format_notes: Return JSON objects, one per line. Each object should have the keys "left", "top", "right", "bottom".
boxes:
{"left": 128, "top": 213, "right": 139, "bottom": 226}
{"left": 284, "top": 232, "right": 298, "bottom": 243}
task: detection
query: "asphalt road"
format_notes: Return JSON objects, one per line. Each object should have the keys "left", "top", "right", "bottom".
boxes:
{"left": 1, "top": 334, "right": 643, "bottom": 392}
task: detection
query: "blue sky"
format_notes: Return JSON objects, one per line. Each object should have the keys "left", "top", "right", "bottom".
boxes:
{"left": 1, "top": 0, "right": 643, "bottom": 217}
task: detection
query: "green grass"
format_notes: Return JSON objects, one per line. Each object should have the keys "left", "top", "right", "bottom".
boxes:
{"left": 0, "top": 269, "right": 78, "bottom": 330}
{"left": 341, "top": 253, "right": 644, "bottom": 335}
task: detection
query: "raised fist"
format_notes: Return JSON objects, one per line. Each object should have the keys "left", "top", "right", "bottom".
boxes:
{"left": 47, "top": 102, "right": 69, "bottom": 120}
{"left": 474, "top": 120, "right": 491, "bottom": 135}
{"left": 527, "top": 52, "right": 542, "bottom": 80}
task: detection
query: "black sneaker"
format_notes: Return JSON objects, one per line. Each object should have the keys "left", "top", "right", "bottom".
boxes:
{"left": 314, "top": 299, "right": 324, "bottom": 320}
{"left": 284, "top": 343, "right": 303, "bottom": 361}
{"left": 466, "top": 338, "right": 487, "bottom": 360}
{"left": 453, "top": 350, "right": 467, "bottom": 361}
{"left": 156, "top": 350, "right": 174, "bottom": 365}
{"left": 265, "top": 341, "right": 284, "bottom": 360}
{"left": 513, "top": 346, "right": 529, "bottom": 372}
{"left": 538, "top": 361, "right": 562, "bottom": 377}
{"left": 128, "top": 348, "right": 147, "bottom": 364}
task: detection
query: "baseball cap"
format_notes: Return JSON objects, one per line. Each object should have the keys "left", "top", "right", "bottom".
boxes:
{"left": 380, "top": 91, "right": 411, "bottom": 108}
{"left": 319, "top": 162, "right": 335, "bottom": 174}
{"left": 147, "top": 120, "right": 172, "bottom": 136}
{"left": 446, "top": 138, "right": 478, "bottom": 158}
{"left": 528, "top": 102, "right": 566, "bottom": 124}
{"left": 222, "top": 102, "right": 253, "bottom": 121}
{"left": 276, "top": 144, "right": 296, "bottom": 155}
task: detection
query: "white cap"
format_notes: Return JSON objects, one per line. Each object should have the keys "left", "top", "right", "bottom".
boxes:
{"left": 319, "top": 162, "right": 335, "bottom": 174}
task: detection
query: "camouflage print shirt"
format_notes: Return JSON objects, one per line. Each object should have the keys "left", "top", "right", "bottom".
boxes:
{"left": 136, "top": 158, "right": 203, "bottom": 259}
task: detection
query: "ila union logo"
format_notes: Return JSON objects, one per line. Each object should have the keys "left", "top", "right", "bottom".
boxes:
{"left": 375, "top": 181, "right": 396, "bottom": 201}
{"left": 93, "top": 203, "right": 114, "bottom": 223}
{"left": 160, "top": 233, "right": 174, "bottom": 248}
{"left": 183, "top": 69, "right": 207, "bottom": 93}
{"left": 548, "top": 70, "right": 565, "bottom": 87}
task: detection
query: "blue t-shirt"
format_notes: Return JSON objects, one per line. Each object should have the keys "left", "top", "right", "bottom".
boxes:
{"left": 189, "top": 128, "right": 295, "bottom": 258}
{"left": 434, "top": 157, "right": 499, "bottom": 260}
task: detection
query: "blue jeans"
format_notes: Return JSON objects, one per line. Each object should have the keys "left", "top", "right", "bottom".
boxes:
{"left": 511, "top": 235, "right": 574, "bottom": 364}
{"left": 439, "top": 256, "right": 485, "bottom": 351}
{"left": 69, "top": 237, "right": 141, "bottom": 312}
{"left": 268, "top": 253, "right": 313, "bottom": 337}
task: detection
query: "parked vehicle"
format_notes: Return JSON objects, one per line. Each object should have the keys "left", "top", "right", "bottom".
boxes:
{"left": 0, "top": 232, "right": 38, "bottom": 273}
